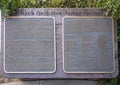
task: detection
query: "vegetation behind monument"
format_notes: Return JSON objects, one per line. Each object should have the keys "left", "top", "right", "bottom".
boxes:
{"left": 0, "top": 0, "right": 120, "bottom": 85}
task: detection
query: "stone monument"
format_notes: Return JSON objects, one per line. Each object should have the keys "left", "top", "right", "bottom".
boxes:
{"left": 0, "top": 8, "right": 118, "bottom": 79}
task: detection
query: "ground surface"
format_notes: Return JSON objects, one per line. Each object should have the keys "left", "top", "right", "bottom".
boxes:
{"left": 0, "top": 76, "right": 19, "bottom": 84}
{"left": 0, "top": 80, "right": 98, "bottom": 85}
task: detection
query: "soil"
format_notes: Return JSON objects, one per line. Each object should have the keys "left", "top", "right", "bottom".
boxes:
{"left": 0, "top": 76, "right": 20, "bottom": 84}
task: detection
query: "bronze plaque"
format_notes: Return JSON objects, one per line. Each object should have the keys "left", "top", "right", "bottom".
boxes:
{"left": 63, "top": 16, "right": 115, "bottom": 73}
{"left": 4, "top": 17, "right": 56, "bottom": 73}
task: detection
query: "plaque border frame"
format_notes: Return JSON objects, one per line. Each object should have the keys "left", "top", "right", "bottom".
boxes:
{"left": 4, "top": 16, "right": 56, "bottom": 73}
{"left": 62, "top": 16, "right": 115, "bottom": 73}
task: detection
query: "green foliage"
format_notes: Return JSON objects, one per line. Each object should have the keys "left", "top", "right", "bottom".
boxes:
{"left": 98, "top": 76, "right": 120, "bottom": 85}
{"left": 0, "top": 0, "right": 120, "bottom": 18}
{"left": 0, "top": 0, "right": 120, "bottom": 85}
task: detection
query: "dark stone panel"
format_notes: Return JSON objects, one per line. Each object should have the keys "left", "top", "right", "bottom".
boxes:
{"left": 0, "top": 8, "right": 118, "bottom": 79}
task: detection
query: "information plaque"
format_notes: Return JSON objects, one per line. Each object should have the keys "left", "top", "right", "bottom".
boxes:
{"left": 63, "top": 17, "right": 115, "bottom": 73}
{"left": 4, "top": 17, "right": 56, "bottom": 73}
